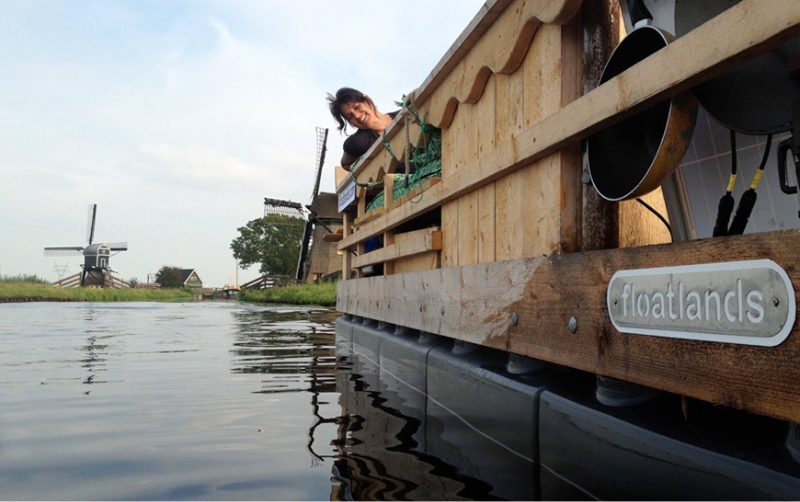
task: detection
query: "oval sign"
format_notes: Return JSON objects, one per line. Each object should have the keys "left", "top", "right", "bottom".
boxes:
{"left": 607, "top": 259, "right": 796, "bottom": 346}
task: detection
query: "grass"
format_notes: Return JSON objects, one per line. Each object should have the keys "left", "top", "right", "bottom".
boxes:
{"left": 237, "top": 281, "right": 337, "bottom": 306}
{"left": 0, "top": 278, "right": 338, "bottom": 306}
{"left": 0, "top": 281, "right": 196, "bottom": 302}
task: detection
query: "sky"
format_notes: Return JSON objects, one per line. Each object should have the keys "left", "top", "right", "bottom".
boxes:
{"left": 0, "top": 0, "right": 486, "bottom": 288}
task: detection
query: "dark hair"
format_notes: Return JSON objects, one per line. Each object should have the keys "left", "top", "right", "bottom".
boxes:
{"left": 326, "top": 87, "right": 376, "bottom": 133}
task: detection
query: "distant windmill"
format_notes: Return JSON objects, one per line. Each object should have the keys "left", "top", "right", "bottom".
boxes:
{"left": 296, "top": 127, "right": 328, "bottom": 281}
{"left": 44, "top": 204, "right": 128, "bottom": 287}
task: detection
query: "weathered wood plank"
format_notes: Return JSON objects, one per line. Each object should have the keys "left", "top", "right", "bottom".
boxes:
{"left": 352, "top": 227, "right": 443, "bottom": 269}
{"left": 424, "top": 0, "right": 585, "bottom": 128}
{"left": 342, "top": 212, "right": 352, "bottom": 278}
{"left": 338, "top": 229, "right": 800, "bottom": 424}
{"left": 494, "top": 62, "right": 525, "bottom": 261}
{"left": 393, "top": 251, "right": 442, "bottom": 275}
{"left": 456, "top": 98, "right": 480, "bottom": 266}
{"left": 476, "top": 76, "right": 497, "bottom": 264}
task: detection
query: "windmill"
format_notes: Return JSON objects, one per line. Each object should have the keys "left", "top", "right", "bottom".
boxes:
{"left": 44, "top": 204, "right": 128, "bottom": 287}
{"left": 296, "top": 127, "right": 328, "bottom": 281}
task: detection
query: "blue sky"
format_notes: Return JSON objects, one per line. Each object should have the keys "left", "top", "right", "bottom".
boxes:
{"left": 0, "top": 0, "right": 485, "bottom": 287}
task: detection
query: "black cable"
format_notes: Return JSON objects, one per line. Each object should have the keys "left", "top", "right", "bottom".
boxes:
{"left": 635, "top": 197, "right": 672, "bottom": 242}
{"left": 713, "top": 130, "right": 738, "bottom": 236}
{"left": 728, "top": 134, "right": 773, "bottom": 235}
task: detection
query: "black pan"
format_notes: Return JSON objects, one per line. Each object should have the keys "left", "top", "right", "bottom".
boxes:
{"left": 675, "top": 0, "right": 800, "bottom": 135}
{"left": 587, "top": 0, "right": 698, "bottom": 201}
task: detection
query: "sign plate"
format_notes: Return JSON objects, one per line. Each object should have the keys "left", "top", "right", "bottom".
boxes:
{"left": 607, "top": 259, "right": 795, "bottom": 346}
{"left": 338, "top": 180, "right": 356, "bottom": 213}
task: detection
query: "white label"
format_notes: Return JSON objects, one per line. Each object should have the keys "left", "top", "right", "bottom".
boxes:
{"left": 607, "top": 260, "right": 795, "bottom": 346}
{"left": 338, "top": 180, "right": 356, "bottom": 213}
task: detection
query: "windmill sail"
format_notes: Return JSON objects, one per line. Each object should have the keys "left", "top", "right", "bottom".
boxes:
{"left": 104, "top": 242, "right": 128, "bottom": 251}
{"left": 86, "top": 204, "right": 97, "bottom": 245}
{"left": 44, "top": 246, "right": 85, "bottom": 256}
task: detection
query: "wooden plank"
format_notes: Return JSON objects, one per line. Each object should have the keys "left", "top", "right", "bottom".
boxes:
{"left": 414, "top": 0, "right": 581, "bottom": 107}
{"left": 477, "top": 75, "right": 497, "bottom": 264}
{"left": 393, "top": 251, "right": 441, "bottom": 275}
{"left": 351, "top": 227, "right": 442, "bottom": 269}
{"left": 558, "top": 12, "right": 584, "bottom": 254}
{"left": 523, "top": 24, "right": 562, "bottom": 258}
{"left": 342, "top": 212, "right": 352, "bottom": 278}
{"left": 388, "top": 178, "right": 442, "bottom": 211}
{"left": 478, "top": 184, "right": 496, "bottom": 264}
{"left": 619, "top": 189, "right": 672, "bottom": 248}
{"left": 458, "top": 190, "right": 479, "bottom": 266}
{"left": 494, "top": 62, "right": 525, "bottom": 262}
{"left": 353, "top": 207, "right": 383, "bottom": 227}
{"left": 338, "top": 228, "right": 800, "bottom": 424}
{"left": 339, "top": 0, "right": 800, "bottom": 252}
{"left": 457, "top": 98, "right": 480, "bottom": 266}
{"left": 422, "top": 0, "right": 585, "bottom": 128}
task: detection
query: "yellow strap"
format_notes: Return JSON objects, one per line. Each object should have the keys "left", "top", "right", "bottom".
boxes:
{"left": 726, "top": 174, "right": 737, "bottom": 193}
{"left": 750, "top": 169, "right": 765, "bottom": 190}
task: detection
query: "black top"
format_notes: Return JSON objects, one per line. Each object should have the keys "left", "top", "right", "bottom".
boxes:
{"left": 343, "top": 111, "right": 399, "bottom": 159}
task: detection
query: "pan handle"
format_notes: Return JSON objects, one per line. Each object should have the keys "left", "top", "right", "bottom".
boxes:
{"left": 626, "top": 0, "right": 653, "bottom": 28}
{"left": 777, "top": 138, "right": 798, "bottom": 194}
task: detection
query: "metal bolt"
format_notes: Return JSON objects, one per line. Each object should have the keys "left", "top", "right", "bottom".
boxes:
{"left": 613, "top": 298, "right": 618, "bottom": 305}
{"left": 581, "top": 171, "right": 592, "bottom": 185}
{"left": 511, "top": 312, "right": 518, "bottom": 326}
{"left": 568, "top": 316, "right": 578, "bottom": 334}
{"left": 774, "top": 298, "right": 780, "bottom": 307}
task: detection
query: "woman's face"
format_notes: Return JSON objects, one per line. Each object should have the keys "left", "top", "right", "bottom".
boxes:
{"left": 340, "top": 100, "right": 377, "bottom": 130}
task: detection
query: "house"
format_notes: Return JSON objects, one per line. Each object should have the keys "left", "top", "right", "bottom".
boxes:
{"left": 180, "top": 269, "right": 203, "bottom": 289}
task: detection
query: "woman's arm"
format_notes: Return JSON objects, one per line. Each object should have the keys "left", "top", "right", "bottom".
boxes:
{"left": 341, "top": 151, "right": 357, "bottom": 169}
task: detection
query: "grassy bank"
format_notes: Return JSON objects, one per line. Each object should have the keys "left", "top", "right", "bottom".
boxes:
{"left": 0, "top": 277, "right": 338, "bottom": 306}
{"left": 0, "top": 282, "right": 196, "bottom": 302}
{"left": 237, "top": 281, "right": 337, "bottom": 307}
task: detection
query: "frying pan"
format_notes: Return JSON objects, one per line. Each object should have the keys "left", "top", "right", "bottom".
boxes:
{"left": 674, "top": 0, "right": 800, "bottom": 135}
{"left": 587, "top": 0, "right": 698, "bottom": 201}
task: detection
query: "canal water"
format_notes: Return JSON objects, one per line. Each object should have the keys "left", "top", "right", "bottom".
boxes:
{"left": 0, "top": 301, "right": 519, "bottom": 500}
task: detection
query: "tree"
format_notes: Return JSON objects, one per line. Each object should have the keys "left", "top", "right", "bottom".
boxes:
{"left": 127, "top": 277, "right": 139, "bottom": 288}
{"left": 156, "top": 266, "right": 183, "bottom": 288}
{"left": 230, "top": 214, "right": 305, "bottom": 276}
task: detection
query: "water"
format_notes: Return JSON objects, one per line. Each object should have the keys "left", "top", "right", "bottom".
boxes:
{"left": 5, "top": 302, "right": 799, "bottom": 500}
{"left": 0, "top": 302, "right": 343, "bottom": 500}
{"left": 0, "top": 301, "right": 526, "bottom": 501}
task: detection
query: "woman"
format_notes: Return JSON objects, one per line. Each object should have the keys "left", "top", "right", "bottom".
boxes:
{"left": 327, "top": 87, "right": 397, "bottom": 169}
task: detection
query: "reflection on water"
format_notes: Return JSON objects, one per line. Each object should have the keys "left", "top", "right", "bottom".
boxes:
{"left": 0, "top": 302, "right": 523, "bottom": 501}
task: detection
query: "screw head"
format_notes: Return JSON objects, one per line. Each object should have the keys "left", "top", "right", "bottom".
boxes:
{"left": 568, "top": 316, "right": 578, "bottom": 334}
{"left": 511, "top": 312, "right": 518, "bottom": 326}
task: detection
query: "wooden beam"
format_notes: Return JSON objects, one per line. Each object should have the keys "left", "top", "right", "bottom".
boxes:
{"left": 352, "top": 227, "right": 442, "bottom": 269}
{"left": 339, "top": 0, "right": 800, "bottom": 251}
{"left": 338, "top": 229, "right": 800, "bottom": 424}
